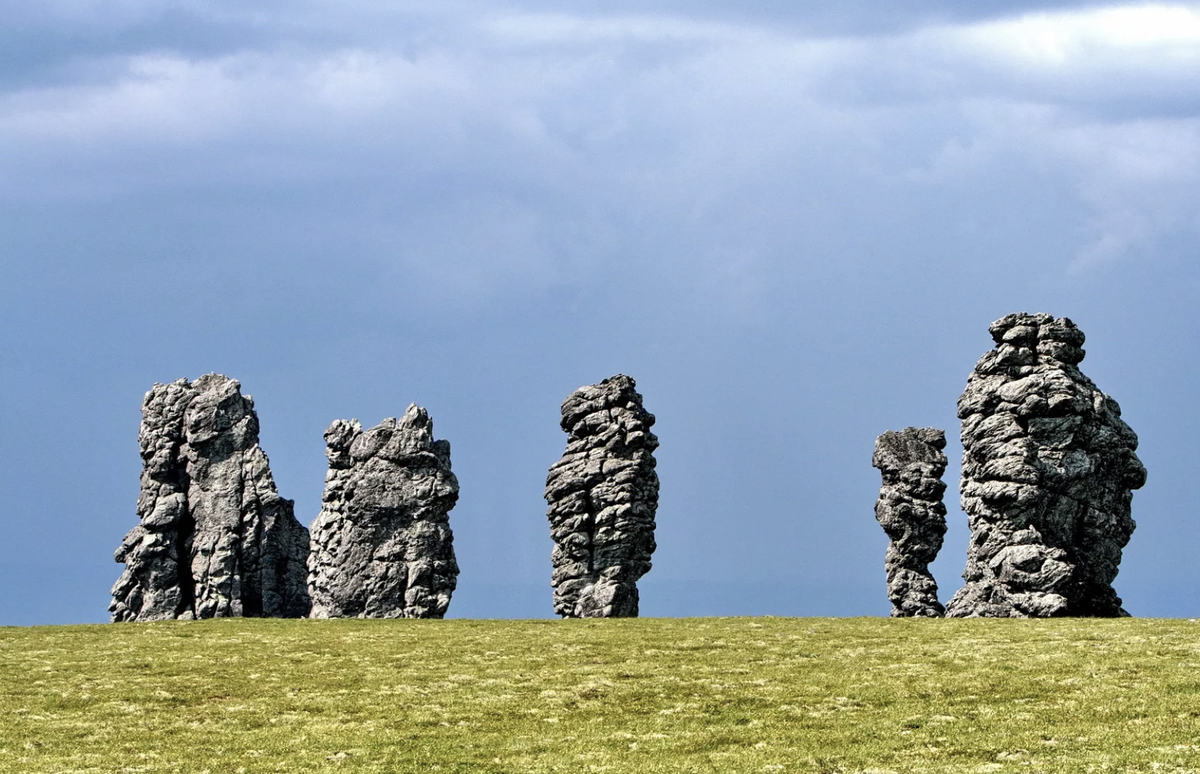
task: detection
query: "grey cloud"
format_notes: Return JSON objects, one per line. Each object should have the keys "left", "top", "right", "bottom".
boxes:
{"left": 518, "top": 0, "right": 1119, "bottom": 35}
{"left": 0, "top": 0, "right": 1133, "bottom": 74}
{"left": 1, "top": 0, "right": 1196, "bottom": 319}
{"left": 4, "top": 3, "right": 1198, "bottom": 295}
{"left": 0, "top": 7, "right": 270, "bottom": 92}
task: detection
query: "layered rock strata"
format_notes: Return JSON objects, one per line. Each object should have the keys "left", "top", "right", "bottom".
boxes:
{"left": 946, "top": 313, "right": 1147, "bottom": 618}
{"left": 307, "top": 405, "right": 459, "bottom": 619}
{"left": 872, "top": 427, "right": 948, "bottom": 617}
{"left": 110, "top": 374, "right": 311, "bottom": 622}
{"left": 545, "top": 375, "right": 659, "bottom": 618}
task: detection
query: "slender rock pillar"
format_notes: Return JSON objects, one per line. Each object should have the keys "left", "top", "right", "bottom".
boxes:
{"left": 545, "top": 375, "right": 659, "bottom": 618}
{"left": 872, "top": 427, "right": 948, "bottom": 617}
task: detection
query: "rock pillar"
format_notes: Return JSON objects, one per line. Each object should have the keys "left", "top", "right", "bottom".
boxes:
{"left": 307, "top": 405, "right": 459, "bottom": 619}
{"left": 110, "top": 374, "right": 311, "bottom": 621}
{"left": 872, "top": 427, "right": 948, "bottom": 617}
{"left": 946, "top": 313, "right": 1147, "bottom": 618}
{"left": 545, "top": 375, "right": 659, "bottom": 618}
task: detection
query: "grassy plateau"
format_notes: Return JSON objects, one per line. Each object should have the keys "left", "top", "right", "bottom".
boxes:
{"left": 2, "top": 616, "right": 1199, "bottom": 773}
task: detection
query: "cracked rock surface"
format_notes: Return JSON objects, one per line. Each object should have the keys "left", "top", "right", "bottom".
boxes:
{"left": 110, "top": 374, "right": 311, "bottom": 622}
{"left": 946, "top": 313, "right": 1147, "bottom": 618}
{"left": 545, "top": 374, "right": 659, "bottom": 618}
{"left": 872, "top": 427, "right": 948, "bottom": 617}
{"left": 307, "top": 405, "right": 459, "bottom": 619}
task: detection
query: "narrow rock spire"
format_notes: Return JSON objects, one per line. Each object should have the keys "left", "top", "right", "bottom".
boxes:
{"left": 545, "top": 374, "right": 659, "bottom": 618}
{"left": 872, "top": 427, "right": 948, "bottom": 617}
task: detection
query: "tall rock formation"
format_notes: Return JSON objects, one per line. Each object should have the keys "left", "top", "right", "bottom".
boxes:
{"left": 946, "top": 313, "right": 1147, "bottom": 618}
{"left": 545, "top": 375, "right": 659, "bottom": 618}
{"left": 872, "top": 427, "right": 948, "bottom": 617}
{"left": 110, "top": 374, "right": 311, "bottom": 622}
{"left": 307, "top": 405, "right": 459, "bottom": 619}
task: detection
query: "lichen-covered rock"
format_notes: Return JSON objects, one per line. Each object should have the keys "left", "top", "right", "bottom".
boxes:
{"left": 307, "top": 405, "right": 459, "bottom": 619}
{"left": 110, "top": 374, "right": 311, "bottom": 622}
{"left": 946, "top": 313, "right": 1147, "bottom": 618}
{"left": 872, "top": 427, "right": 948, "bottom": 617}
{"left": 545, "top": 375, "right": 659, "bottom": 618}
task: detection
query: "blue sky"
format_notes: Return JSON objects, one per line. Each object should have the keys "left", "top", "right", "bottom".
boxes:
{"left": 2, "top": 0, "right": 1198, "bottom": 625}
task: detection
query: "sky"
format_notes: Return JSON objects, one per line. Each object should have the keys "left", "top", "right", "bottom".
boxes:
{"left": 1, "top": 0, "right": 1198, "bottom": 626}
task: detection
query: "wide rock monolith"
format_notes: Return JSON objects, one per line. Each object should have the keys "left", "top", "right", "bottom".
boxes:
{"left": 872, "top": 427, "right": 948, "bottom": 617}
{"left": 110, "top": 374, "right": 311, "bottom": 622}
{"left": 946, "top": 313, "right": 1147, "bottom": 618}
{"left": 545, "top": 374, "right": 659, "bottom": 618}
{"left": 307, "top": 405, "right": 459, "bottom": 619}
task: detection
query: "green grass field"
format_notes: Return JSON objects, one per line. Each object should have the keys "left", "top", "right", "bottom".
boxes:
{"left": 2, "top": 616, "right": 1199, "bottom": 773}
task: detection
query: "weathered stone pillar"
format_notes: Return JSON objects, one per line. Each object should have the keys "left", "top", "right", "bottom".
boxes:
{"left": 946, "top": 313, "right": 1147, "bottom": 618}
{"left": 307, "top": 405, "right": 459, "bottom": 619}
{"left": 872, "top": 427, "right": 948, "bottom": 617}
{"left": 110, "top": 374, "right": 311, "bottom": 621}
{"left": 545, "top": 375, "right": 659, "bottom": 618}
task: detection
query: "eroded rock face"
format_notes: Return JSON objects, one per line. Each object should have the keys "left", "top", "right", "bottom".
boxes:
{"left": 946, "top": 313, "right": 1147, "bottom": 618}
{"left": 307, "top": 405, "right": 459, "bottom": 619}
{"left": 872, "top": 427, "right": 948, "bottom": 617}
{"left": 545, "top": 375, "right": 659, "bottom": 618}
{"left": 110, "top": 374, "right": 311, "bottom": 622}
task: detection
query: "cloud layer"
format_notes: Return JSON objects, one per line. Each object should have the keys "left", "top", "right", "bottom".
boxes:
{"left": 4, "top": 3, "right": 1198, "bottom": 309}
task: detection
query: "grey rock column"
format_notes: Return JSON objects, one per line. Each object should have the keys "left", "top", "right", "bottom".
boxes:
{"left": 307, "top": 405, "right": 459, "bottom": 619}
{"left": 545, "top": 374, "right": 659, "bottom": 618}
{"left": 872, "top": 427, "right": 948, "bottom": 617}
{"left": 110, "top": 374, "right": 311, "bottom": 621}
{"left": 946, "top": 313, "right": 1147, "bottom": 618}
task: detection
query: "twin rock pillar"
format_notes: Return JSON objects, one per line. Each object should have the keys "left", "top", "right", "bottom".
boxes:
{"left": 111, "top": 376, "right": 459, "bottom": 622}
{"left": 873, "top": 313, "right": 1147, "bottom": 619}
